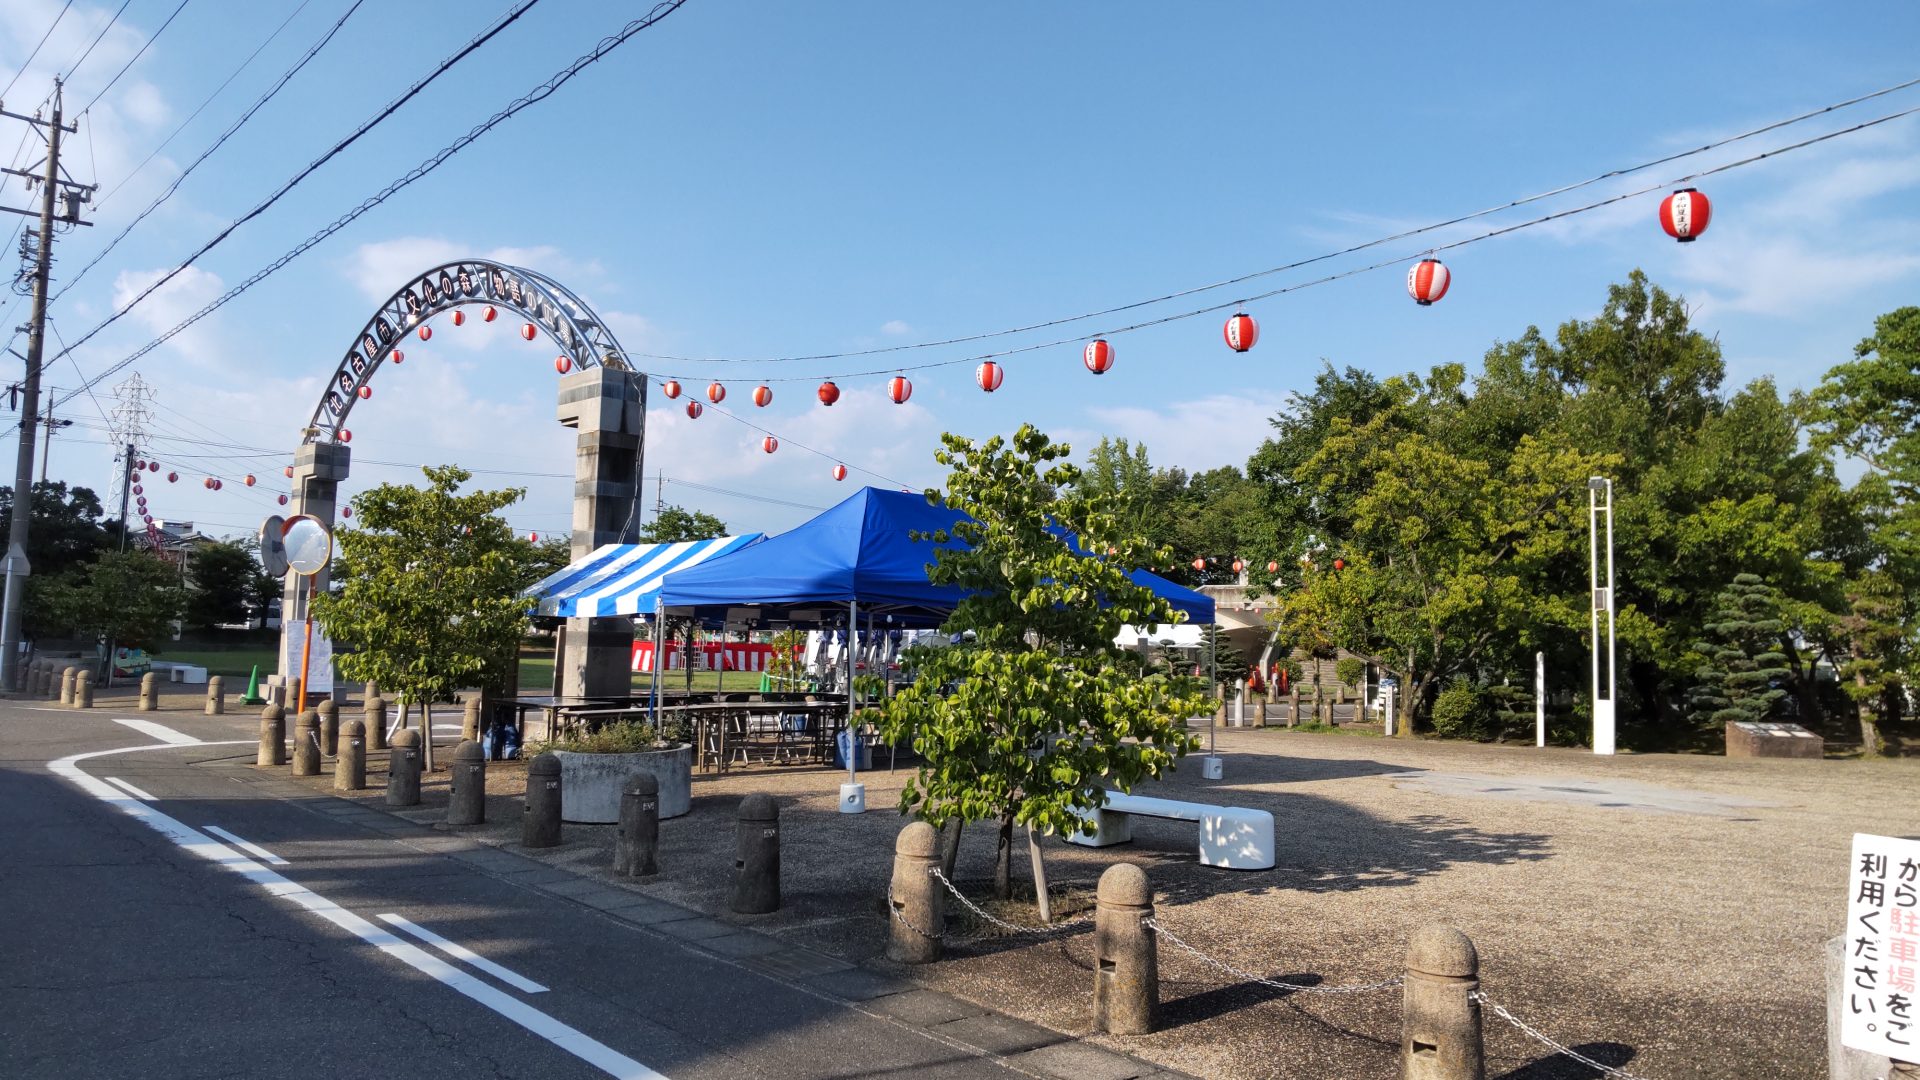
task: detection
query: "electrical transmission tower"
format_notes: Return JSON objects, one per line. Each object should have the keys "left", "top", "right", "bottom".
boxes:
{"left": 108, "top": 373, "right": 154, "bottom": 545}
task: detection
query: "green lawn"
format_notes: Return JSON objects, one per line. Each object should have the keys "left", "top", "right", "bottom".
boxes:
{"left": 149, "top": 647, "right": 278, "bottom": 681}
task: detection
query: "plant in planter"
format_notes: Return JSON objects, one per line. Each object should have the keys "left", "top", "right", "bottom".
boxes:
{"left": 528, "top": 719, "right": 694, "bottom": 824}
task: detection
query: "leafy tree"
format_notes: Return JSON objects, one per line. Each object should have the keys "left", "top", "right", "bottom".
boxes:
{"left": 879, "top": 425, "right": 1210, "bottom": 899}
{"left": 38, "top": 551, "right": 187, "bottom": 647}
{"left": 0, "top": 481, "right": 114, "bottom": 577}
{"left": 1199, "top": 624, "right": 1249, "bottom": 688}
{"left": 1835, "top": 573, "right": 1907, "bottom": 756}
{"left": 1685, "top": 574, "right": 1791, "bottom": 732}
{"left": 638, "top": 505, "right": 729, "bottom": 544}
{"left": 311, "top": 466, "right": 543, "bottom": 718}
{"left": 186, "top": 541, "right": 262, "bottom": 633}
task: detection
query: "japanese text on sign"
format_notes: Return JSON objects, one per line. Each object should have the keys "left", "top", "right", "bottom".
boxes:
{"left": 1843, "top": 832, "right": 1920, "bottom": 1058}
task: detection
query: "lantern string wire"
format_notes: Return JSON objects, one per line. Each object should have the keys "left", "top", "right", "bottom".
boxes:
{"left": 631, "top": 73, "right": 1920, "bottom": 369}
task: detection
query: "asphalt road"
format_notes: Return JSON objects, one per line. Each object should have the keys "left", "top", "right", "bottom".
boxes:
{"left": 0, "top": 699, "right": 1030, "bottom": 1080}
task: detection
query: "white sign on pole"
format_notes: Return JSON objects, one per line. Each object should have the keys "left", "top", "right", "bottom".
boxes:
{"left": 279, "top": 621, "right": 334, "bottom": 694}
{"left": 1842, "top": 832, "right": 1920, "bottom": 1059}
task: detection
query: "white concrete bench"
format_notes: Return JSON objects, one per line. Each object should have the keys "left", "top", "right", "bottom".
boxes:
{"left": 1066, "top": 791, "right": 1275, "bottom": 870}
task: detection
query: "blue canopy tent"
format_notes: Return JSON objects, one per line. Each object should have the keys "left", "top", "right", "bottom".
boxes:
{"left": 524, "top": 534, "right": 764, "bottom": 619}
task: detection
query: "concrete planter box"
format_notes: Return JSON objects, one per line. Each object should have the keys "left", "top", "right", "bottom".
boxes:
{"left": 550, "top": 744, "right": 692, "bottom": 824}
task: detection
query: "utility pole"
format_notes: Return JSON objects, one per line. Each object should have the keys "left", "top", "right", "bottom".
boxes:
{"left": 1, "top": 80, "right": 95, "bottom": 689}
{"left": 38, "top": 393, "right": 71, "bottom": 483}
{"left": 116, "top": 444, "right": 133, "bottom": 552}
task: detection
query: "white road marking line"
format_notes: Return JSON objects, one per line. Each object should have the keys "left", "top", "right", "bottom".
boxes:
{"left": 103, "top": 776, "right": 157, "bottom": 801}
{"left": 378, "top": 914, "right": 550, "bottom": 994}
{"left": 203, "top": 824, "right": 289, "bottom": 867}
{"left": 112, "top": 718, "right": 202, "bottom": 745}
{"left": 49, "top": 742, "right": 669, "bottom": 1080}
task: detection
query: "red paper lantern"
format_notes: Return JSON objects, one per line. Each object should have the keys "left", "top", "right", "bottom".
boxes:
{"left": 132, "top": 484, "right": 143, "bottom": 495}
{"left": 1224, "top": 312, "right": 1258, "bottom": 352}
{"left": 339, "top": 430, "right": 352, "bottom": 443}
{"left": 244, "top": 475, "right": 256, "bottom": 487}
{"left": 483, "top": 306, "right": 497, "bottom": 322}
{"left": 888, "top": 376, "right": 912, "bottom": 404}
{"left": 707, "top": 382, "right": 726, "bottom": 404}
{"left": 1659, "top": 187, "right": 1711, "bottom": 242}
{"left": 131, "top": 459, "right": 144, "bottom": 470}
{"left": 527, "top": 531, "right": 538, "bottom": 542}
{"left": 1267, "top": 560, "right": 1279, "bottom": 574}
{"left": 1232, "top": 559, "right": 1244, "bottom": 574}
{"left": 451, "top": 310, "right": 465, "bottom": 327}
{"left": 555, "top": 356, "right": 572, "bottom": 374}
{"left": 662, "top": 380, "right": 682, "bottom": 399}
{"left": 277, "top": 494, "right": 289, "bottom": 506}
{"left": 342, "top": 507, "right": 352, "bottom": 519}
{"left": 976, "top": 361, "right": 1004, "bottom": 392}
{"left": 817, "top": 380, "right": 840, "bottom": 406}
{"left": 142, "top": 514, "right": 152, "bottom": 524}
{"left": 417, "top": 325, "right": 432, "bottom": 341}
{"left": 1192, "top": 557, "right": 1206, "bottom": 571}
{"left": 762, "top": 435, "right": 779, "bottom": 454}
{"left": 168, "top": 472, "right": 178, "bottom": 483}
{"left": 520, "top": 322, "right": 537, "bottom": 341}
{"left": 685, "top": 401, "right": 704, "bottom": 419}
{"left": 1407, "top": 259, "right": 1450, "bottom": 305}
{"left": 358, "top": 385, "right": 372, "bottom": 399}
{"left": 390, "top": 349, "right": 403, "bottom": 364}
{"left": 1333, "top": 558, "right": 1346, "bottom": 571}
{"left": 752, "top": 385, "right": 772, "bottom": 408}
{"left": 832, "top": 464, "right": 848, "bottom": 481}
{"left": 284, "top": 466, "right": 294, "bottom": 478}
{"left": 202, "top": 477, "right": 212, "bottom": 489}
{"left": 1083, "top": 339, "right": 1115, "bottom": 374}
{"left": 148, "top": 461, "right": 160, "bottom": 472}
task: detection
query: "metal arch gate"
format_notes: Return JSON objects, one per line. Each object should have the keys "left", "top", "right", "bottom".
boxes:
{"left": 280, "top": 260, "right": 648, "bottom": 710}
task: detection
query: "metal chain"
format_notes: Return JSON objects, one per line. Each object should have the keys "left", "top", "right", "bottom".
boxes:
{"left": 886, "top": 888, "right": 943, "bottom": 940}
{"left": 1144, "top": 917, "right": 1404, "bottom": 996}
{"left": 928, "top": 868, "right": 1090, "bottom": 936}
{"left": 1474, "top": 992, "right": 1654, "bottom": 1080}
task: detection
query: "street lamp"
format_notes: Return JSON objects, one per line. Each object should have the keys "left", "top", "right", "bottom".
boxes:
{"left": 1587, "top": 476, "right": 1616, "bottom": 755}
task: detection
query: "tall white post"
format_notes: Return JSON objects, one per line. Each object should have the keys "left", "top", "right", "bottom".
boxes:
{"left": 839, "top": 601, "right": 865, "bottom": 812}
{"left": 1535, "top": 650, "right": 1546, "bottom": 748}
{"left": 1588, "top": 477, "right": 1617, "bottom": 755}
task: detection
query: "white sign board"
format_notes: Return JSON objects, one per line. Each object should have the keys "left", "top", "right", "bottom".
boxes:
{"left": 1842, "top": 832, "right": 1920, "bottom": 1058}
{"left": 280, "top": 620, "right": 334, "bottom": 695}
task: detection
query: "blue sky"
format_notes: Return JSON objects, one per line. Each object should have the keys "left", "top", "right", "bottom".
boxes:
{"left": 4, "top": 0, "right": 1918, "bottom": 541}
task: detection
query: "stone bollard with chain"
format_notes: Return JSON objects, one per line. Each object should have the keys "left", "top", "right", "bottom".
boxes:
{"left": 292, "top": 710, "right": 321, "bottom": 777}
{"left": 447, "top": 739, "right": 486, "bottom": 825}
{"left": 1092, "top": 862, "right": 1158, "bottom": 1035}
{"left": 317, "top": 698, "right": 339, "bottom": 756}
{"left": 614, "top": 774, "right": 660, "bottom": 877}
{"left": 387, "top": 729, "right": 422, "bottom": 807}
{"left": 731, "top": 794, "right": 781, "bottom": 914}
{"left": 59, "top": 666, "right": 77, "bottom": 705}
{"left": 1402, "top": 925, "right": 1484, "bottom": 1080}
{"left": 364, "top": 695, "right": 387, "bottom": 752}
{"left": 462, "top": 697, "right": 482, "bottom": 742}
{"left": 886, "top": 821, "right": 944, "bottom": 964}
{"left": 258, "top": 704, "right": 286, "bottom": 767}
{"left": 74, "top": 671, "right": 94, "bottom": 708}
{"left": 522, "top": 753, "right": 562, "bottom": 848}
{"left": 334, "top": 719, "right": 366, "bottom": 791}
{"left": 139, "top": 671, "right": 159, "bottom": 711}
{"left": 205, "top": 675, "right": 225, "bottom": 715}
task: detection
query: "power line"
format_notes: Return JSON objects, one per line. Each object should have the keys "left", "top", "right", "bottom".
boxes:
{"left": 1, "top": 0, "right": 76, "bottom": 100}
{"left": 77, "top": 0, "right": 194, "bottom": 116}
{"left": 43, "top": 0, "right": 689, "bottom": 414}
{"left": 62, "top": 0, "right": 135, "bottom": 84}
{"left": 636, "top": 72, "right": 1920, "bottom": 369}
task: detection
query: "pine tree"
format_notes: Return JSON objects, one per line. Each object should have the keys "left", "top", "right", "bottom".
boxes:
{"left": 1686, "top": 573, "right": 1791, "bottom": 730}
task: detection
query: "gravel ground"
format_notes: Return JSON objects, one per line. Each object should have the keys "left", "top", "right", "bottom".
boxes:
{"left": 247, "top": 697, "right": 1917, "bottom": 1080}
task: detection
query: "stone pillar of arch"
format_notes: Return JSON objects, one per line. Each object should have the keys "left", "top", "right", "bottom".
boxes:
{"left": 278, "top": 439, "right": 350, "bottom": 698}
{"left": 555, "top": 367, "right": 647, "bottom": 699}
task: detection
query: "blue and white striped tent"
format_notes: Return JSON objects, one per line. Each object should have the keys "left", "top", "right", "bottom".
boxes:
{"left": 524, "top": 535, "right": 764, "bottom": 619}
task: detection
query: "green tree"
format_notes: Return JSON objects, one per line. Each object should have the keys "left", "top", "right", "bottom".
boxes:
{"left": 879, "top": 425, "right": 1210, "bottom": 899}
{"left": 638, "top": 505, "right": 729, "bottom": 544}
{"left": 0, "top": 481, "right": 114, "bottom": 577}
{"left": 186, "top": 541, "right": 262, "bottom": 633}
{"left": 311, "top": 466, "right": 542, "bottom": 715}
{"left": 1685, "top": 574, "right": 1791, "bottom": 733}
{"left": 39, "top": 550, "right": 187, "bottom": 647}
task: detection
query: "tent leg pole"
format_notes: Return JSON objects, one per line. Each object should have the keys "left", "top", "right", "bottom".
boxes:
{"left": 847, "top": 601, "right": 857, "bottom": 787}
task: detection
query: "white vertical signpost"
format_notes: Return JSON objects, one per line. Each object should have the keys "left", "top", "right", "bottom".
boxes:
{"left": 1843, "top": 832, "right": 1920, "bottom": 1064}
{"left": 1588, "top": 476, "right": 1616, "bottom": 755}
{"left": 1535, "top": 650, "right": 1547, "bottom": 748}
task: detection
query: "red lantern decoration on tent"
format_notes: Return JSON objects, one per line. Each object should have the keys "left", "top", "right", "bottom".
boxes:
{"left": 1659, "top": 187, "right": 1711, "bottom": 242}
{"left": 390, "top": 349, "right": 403, "bottom": 363}
{"left": 888, "top": 376, "right": 912, "bottom": 404}
{"left": 685, "top": 401, "right": 704, "bottom": 419}
{"left": 707, "top": 382, "right": 726, "bottom": 404}
{"left": 1224, "top": 312, "right": 1258, "bottom": 352}
{"left": 976, "top": 361, "right": 1004, "bottom": 392}
{"left": 1333, "top": 558, "right": 1346, "bottom": 571}
{"left": 244, "top": 475, "right": 256, "bottom": 487}
{"left": 1407, "top": 259, "right": 1450, "bottom": 305}
{"left": 520, "top": 322, "right": 537, "bottom": 341}
{"left": 1083, "top": 339, "right": 1115, "bottom": 375}
{"left": 1267, "top": 560, "right": 1279, "bottom": 574}
{"left": 832, "top": 464, "right": 848, "bottom": 481}
{"left": 284, "top": 466, "right": 294, "bottom": 478}
{"left": 762, "top": 436, "right": 779, "bottom": 454}
{"left": 339, "top": 430, "right": 352, "bottom": 443}
{"left": 817, "top": 380, "right": 841, "bottom": 406}
{"left": 277, "top": 494, "right": 289, "bottom": 506}
{"left": 358, "top": 385, "right": 372, "bottom": 399}
{"left": 417, "top": 325, "right": 432, "bottom": 341}
{"left": 1192, "top": 557, "right": 1206, "bottom": 571}
{"left": 662, "top": 380, "right": 682, "bottom": 399}
{"left": 555, "top": 356, "right": 572, "bottom": 374}
{"left": 483, "top": 306, "right": 498, "bottom": 322}
{"left": 752, "top": 385, "right": 772, "bottom": 408}
{"left": 451, "top": 310, "right": 465, "bottom": 327}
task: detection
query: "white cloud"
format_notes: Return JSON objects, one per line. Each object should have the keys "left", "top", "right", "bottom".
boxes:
{"left": 109, "top": 265, "right": 227, "bottom": 365}
{"left": 880, "top": 319, "right": 912, "bottom": 336}
{"left": 1064, "top": 392, "right": 1289, "bottom": 474}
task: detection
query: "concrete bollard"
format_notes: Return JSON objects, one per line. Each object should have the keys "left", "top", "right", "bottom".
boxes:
{"left": 886, "top": 820, "right": 945, "bottom": 964}
{"left": 74, "top": 671, "right": 94, "bottom": 709}
{"left": 522, "top": 752, "right": 562, "bottom": 848}
{"left": 364, "top": 679, "right": 378, "bottom": 701}
{"left": 387, "top": 729, "right": 422, "bottom": 807}
{"left": 1092, "top": 863, "right": 1158, "bottom": 1035}
{"left": 335, "top": 719, "right": 366, "bottom": 791}
{"left": 292, "top": 710, "right": 321, "bottom": 777}
{"left": 317, "top": 698, "right": 339, "bottom": 756}
{"left": 205, "top": 675, "right": 225, "bottom": 715}
{"left": 258, "top": 704, "right": 286, "bottom": 767}
{"left": 46, "top": 662, "right": 63, "bottom": 700}
{"left": 462, "top": 697, "right": 482, "bottom": 742}
{"left": 447, "top": 739, "right": 486, "bottom": 825}
{"left": 1402, "top": 925, "right": 1484, "bottom": 1080}
{"left": 60, "top": 666, "right": 77, "bottom": 705}
{"left": 138, "top": 671, "right": 159, "bottom": 711}
{"left": 731, "top": 794, "right": 781, "bottom": 914}
{"left": 614, "top": 774, "right": 660, "bottom": 877}
{"left": 28, "top": 660, "right": 45, "bottom": 695}
{"left": 364, "top": 696, "right": 387, "bottom": 752}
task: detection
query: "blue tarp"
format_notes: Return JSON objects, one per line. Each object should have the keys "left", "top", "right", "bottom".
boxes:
{"left": 656, "top": 487, "right": 1214, "bottom": 626}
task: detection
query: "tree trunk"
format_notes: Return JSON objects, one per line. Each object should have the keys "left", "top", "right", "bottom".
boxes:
{"left": 939, "top": 818, "right": 963, "bottom": 878}
{"left": 1857, "top": 671, "right": 1883, "bottom": 757}
{"left": 1779, "top": 633, "right": 1824, "bottom": 731}
{"left": 993, "top": 811, "right": 1015, "bottom": 900}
